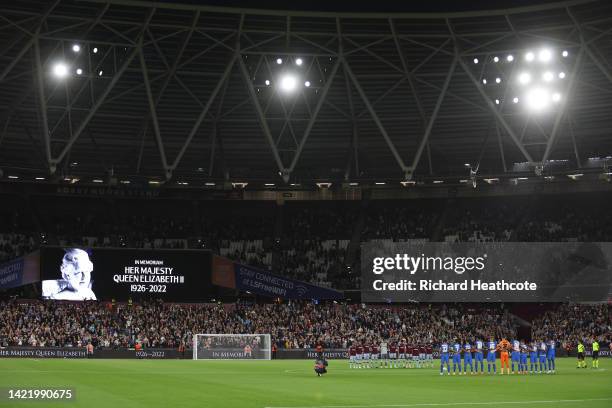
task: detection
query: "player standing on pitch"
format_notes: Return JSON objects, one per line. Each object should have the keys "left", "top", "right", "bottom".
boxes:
{"left": 487, "top": 337, "right": 497, "bottom": 374}
{"left": 591, "top": 338, "right": 600, "bottom": 369}
{"left": 498, "top": 338, "right": 511, "bottom": 375}
{"left": 547, "top": 339, "right": 556, "bottom": 373}
{"left": 452, "top": 340, "right": 462, "bottom": 375}
{"left": 530, "top": 341, "right": 538, "bottom": 374}
{"left": 440, "top": 340, "right": 450, "bottom": 375}
{"left": 474, "top": 339, "right": 484, "bottom": 374}
{"left": 463, "top": 340, "right": 474, "bottom": 375}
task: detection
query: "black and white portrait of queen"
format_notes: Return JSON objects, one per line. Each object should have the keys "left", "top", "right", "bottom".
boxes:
{"left": 42, "top": 248, "right": 97, "bottom": 301}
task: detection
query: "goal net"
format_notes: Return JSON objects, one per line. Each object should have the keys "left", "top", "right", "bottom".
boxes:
{"left": 192, "top": 334, "right": 271, "bottom": 360}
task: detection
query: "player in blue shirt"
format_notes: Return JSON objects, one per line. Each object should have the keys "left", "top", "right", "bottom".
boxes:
{"left": 529, "top": 341, "right": 538, "bottom": 374}
{"left": 463, "top": 342, "right": 474, "bottom": 375}
{"left": 511, "top": 339, "right": 521, "bottom": 374}
{"left": 486, "top": 337, "right": 497, "bottom": 374}
{"left": 520, "top": 342, "right": 528, "bottom": 374}
{"left": 474, "top": 339, "right": 484, "bottom": 374}
{"left": 538, "top": 340, "right": 548, "bottom": 374}
{"left": 547, "top": 339, "right": 556, "bottom": 374}
{"left": 440, "top": 341, "right": 450, "bottom": 375}
{"left": 452, "top": 341, "right": 462, "bottom": 375}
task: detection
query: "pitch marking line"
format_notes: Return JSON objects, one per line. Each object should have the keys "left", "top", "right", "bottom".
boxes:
{"left": 264, "top": 398, "right": 612, "bottom": 408}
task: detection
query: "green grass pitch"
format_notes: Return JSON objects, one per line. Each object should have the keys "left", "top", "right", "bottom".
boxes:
{"left": 0, "top": 358, "right": 610, "bottom": 408}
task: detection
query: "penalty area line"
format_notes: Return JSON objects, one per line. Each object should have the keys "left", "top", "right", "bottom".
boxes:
{"left": 264, "top": 398, "right": 612, "bottom": 408}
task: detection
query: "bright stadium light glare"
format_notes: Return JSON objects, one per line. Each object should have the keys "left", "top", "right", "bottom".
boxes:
{"left": 280, "top": 75, "right": 297, "bottom": 92}
{"left": 76, "top": 68, "right": 83, "bottom": 75}
{"left": 562, "top": 50, "right": 569, "bottom": 57}
{"left": 264, "top": 79, "right": 270, "bottom": 86}
{"left": 518, "top": 72, "right": 531, "bottom": 85}
{"left": 495, "top": 77, "right": 501, "bottom": 84}
{"left": 525, "top": 51, "right": 535, "bottom": 62}
{"left": 513, "top": 97, "right": 519, "bottom": 104}
{"left": 525, "top": 87, "right": 550, "bottom": 111}
{"left": 538, "top": 48, "right": 552, "bottom": 62}
{"left": 543, "top": 71, "right": 554, "bottom": 82}
{"left": 493, "top": 56, "right": 499, "bottom": 62}
{"left": 558, "top": 72, "right": 566, "bottom": 79}
{"left": 304, "top": 80, "right": 311, "bottom": 87}
{"left": 295, "top": 58, "right": 303, "bottom": 66}
{"left": 72, "top": 44, "right": 80, "bottom": 52}
{"left": 276, "top": 58, "right": 283, "bottom": 64}
{"left": 473, "top": 58, "right": 479, "bottom": 64}
{"left": 552, "top": 92, "right": 561, "bottom": 102}
{"left": 52, "top": 62, "right": 68, "bottom": 78}
{"left": 506, "top": 55, "right": 514, "bottom": 62}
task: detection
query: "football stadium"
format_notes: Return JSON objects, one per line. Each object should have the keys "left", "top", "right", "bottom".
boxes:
{"left": 0, "top": 0, "right": 611, "bottom": 407}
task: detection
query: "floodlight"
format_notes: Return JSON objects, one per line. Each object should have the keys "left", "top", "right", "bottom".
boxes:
{"left": 295, "top": 58, "right": 303, "bottom": 66}
{"left": 304, "top": 81, "right": 311, "bottom": 87}
{"left": 538, "top": 49, "right": 552, "bottom": 62}
{"left": 518, "top": 72, "right": 531, "bottom": 85}
{"left": 52, "top": 62, "right": 68, "bottom": 78}
{"left": 72, "top": 44, "right": 80, "bottom": 52}
{"left": 562, "top": 50, "right": 568, "bottom": 57}
{"left": 543, "top": 71, "right": 554, "bottom": 82}
{"left": 558, "top": 72, "right": 566, "bottom": 79}
{"left": 473, "top": 58, "right": 479, "bottom": 64}
{"left": 76, "top": 68, "right": 83, "bottom": 75}
{"left": 276, "top": 58, "right": 282, "bottom": 64}
{"left": 506, "top": 55, "right": 514, "bottom": 62}
{"left": 552, "top": 92, "right": 561, "bottom": 102}
{"left": 495, "top": 77, "right": 501, "bottom": 84}
{"left": 525, "top": 52, "right": 535, "bottom": 62}
{"left": 280, "top": 75, "right": 297, "bottom": 92}
{"left": 525, "top": 88, "right": 550, "bottom": 111}
{"left": 265, "top": 79, "right": 270, "bottom": 86}
{"left": 513, "top": 97, "right": 519, "bottom": 104}
{"left": 493, "top": 56, "right": 499, "bottom": 62}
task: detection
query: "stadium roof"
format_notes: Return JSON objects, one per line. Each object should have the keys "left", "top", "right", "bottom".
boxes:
{"left": 0, "top": 0, "right": 611, "bottom": 185}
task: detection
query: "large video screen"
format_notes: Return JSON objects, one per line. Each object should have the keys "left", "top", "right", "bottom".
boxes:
{"left": 40, "top": 247, "right": 212, "bottom": 302}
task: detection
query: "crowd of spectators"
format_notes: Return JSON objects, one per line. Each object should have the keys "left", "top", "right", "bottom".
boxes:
{"left": 0, "top": 300, "right": 517, "bottom": 350}
{"left": 530, "top": 303, "right": 612, "bottom": 350}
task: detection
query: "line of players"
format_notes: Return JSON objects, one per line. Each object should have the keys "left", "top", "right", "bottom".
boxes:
{"left": 348, "top": 341, "right": 434, "bottom": 368}
{"left": 439, "top": 338, "right": 557, "bottom": 375}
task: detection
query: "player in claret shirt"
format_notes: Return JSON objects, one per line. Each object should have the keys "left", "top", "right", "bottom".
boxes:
{"left": 389, "top": 341, "right": 398, "bottom": 368}
{"left": 363, "top": 343, "right": 371, "bottom": 369}
{"left": 419, "top": 344, "right": 427, "bottom": 368}
{"left": 398, "top": 340, "right": 407, "bottom": 368}
{"left": 426, "top": 344, "right": 433, "bottom": 368}
{"left": 371, "top": 343, "right": 380, "bottom": 368}
{"left": 412, "top": 343, "right": 420, "bottom": 368}
{"left": 348, "top": 344, "right": 356, "bottom": 369}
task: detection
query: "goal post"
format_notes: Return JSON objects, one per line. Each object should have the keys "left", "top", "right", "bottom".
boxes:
{"left": 192, "top": 334, "right": 271, "bottom": 360}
